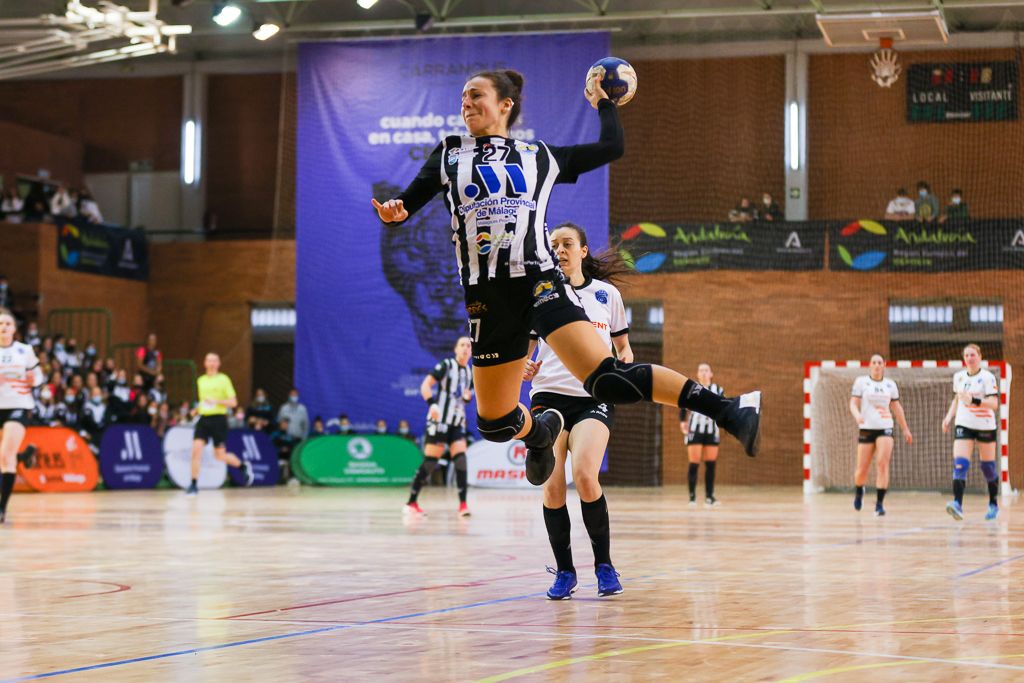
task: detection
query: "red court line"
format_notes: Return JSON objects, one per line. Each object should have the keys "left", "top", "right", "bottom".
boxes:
{"left": 60, "top": 580, "right": 132, "bottom": 599}
{"left": 220, "top": 572, "right": 537, "bottom": 620}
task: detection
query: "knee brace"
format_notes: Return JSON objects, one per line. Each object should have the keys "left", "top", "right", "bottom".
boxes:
{"left": 419, "top": 457, "right": 439, "bottom": 474}
{"left": 953, "top": 456, "right": 970, "bottom": 481}
{"left": 583, "top": 357, "right": 653, "bottom": 404}
{"left": 477, "top": 407, "right": 525, "bottom": 443}
{"left": 452, "top": 453, "right": 467, "bottom": 472}
{"left": 980, "top": 459, "right": 998, "bottom": 483}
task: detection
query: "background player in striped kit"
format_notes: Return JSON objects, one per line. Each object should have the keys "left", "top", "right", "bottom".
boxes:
{"left": 849, "top": 354, "right": 912, "bottom": 516}
{"left": 0, "top": 308, "right": 43, "bottom": 523}
{"left": 405, "top": 337, "right": 474, "bottom": 517}
{"left": 373, "top": 70, "right": 762, "bottom": 488}
{"left": 943, "top": 344, "right": 1000, "bottom": 521}
{"left": 524, "top": 222, "right": 631, "bottom": 599}
{"left": 680, "top": 363, "right": 724, "bottom": 507}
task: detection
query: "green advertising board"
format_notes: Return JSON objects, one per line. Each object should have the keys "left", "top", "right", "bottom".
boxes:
{"left": 291, "top": 435, "right": 422, "bottom": 486}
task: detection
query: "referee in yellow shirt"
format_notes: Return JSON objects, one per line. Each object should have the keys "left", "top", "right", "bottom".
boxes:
{"left": 187, "top": 352, "right": 253, "bottom": 494}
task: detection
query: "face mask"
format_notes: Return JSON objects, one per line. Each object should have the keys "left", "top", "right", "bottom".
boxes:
{"left": 55, "top": 343, "right": 65, "bottom": 352}
{"left": 289, "top": 395, "right": 298, "bottom": 403}
{"left": 85, "top": 346, "right": 96, "bottom": 356}
{"left": 763, "top": 197, "right": 771, "bottom": 205}
{"left": 256, "top": 395, "right": 266, "bottom": 403}
{"left": 376, "top": 426, "right": 387, "bottom": 434}
{"left": 919, "top": 189, "right": 928, "bottom": 197}
{"left": 148, "top": 405, "right": 158, "bottom": 416}
{"left": 399, "top": 427, "right": 410, "bottom": 435}
{"left": 65, "top": 395, "right": 76, "bottom": 405}
{"left": 952, "top": 196, "right": 961, "bottom": 205}
{"left": 41, "top": 390, "right": 52, "bottom": 400}
{"left": 91, "top": 397, "right": 102, "bottom": 405}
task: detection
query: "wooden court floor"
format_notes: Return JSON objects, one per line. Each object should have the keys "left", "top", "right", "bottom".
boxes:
{"left": 1, "top": 485, "right": 1023, "bottom": 682}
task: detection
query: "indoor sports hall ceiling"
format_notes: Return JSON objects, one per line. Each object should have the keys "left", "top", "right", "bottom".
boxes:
{"left": 1, "top": 0, "right": 1024, "bottom": 65}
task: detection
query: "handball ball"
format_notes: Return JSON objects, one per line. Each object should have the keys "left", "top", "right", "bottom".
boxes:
{"left": 585, "top": 57, "right": 637, "bottom": 106}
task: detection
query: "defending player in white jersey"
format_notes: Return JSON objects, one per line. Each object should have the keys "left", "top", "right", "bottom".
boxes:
{"left": 0, "top": 308, "right": 44, "bottom": 523}
{"left": 849, "top": 354, "right": 912, "bottom": 516}
{"left": 680, "top": 364, "right": 725, "bottom": 507}
{"left": 943, "top": 344, "right": 1000, "bottom": 521}
{"left": 522, "top": 222, "right": 631, "bottom": 600}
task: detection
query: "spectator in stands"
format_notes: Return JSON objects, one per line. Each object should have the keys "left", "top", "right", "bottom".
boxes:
{"left": 374, "top": 418, "right": 388, "bottom": 435}
{"left": 397, "top": 419, "right": 414, "bottom": 440}
{"left": 326, "top": 413, "right": 354, "bottom": 435}
{"left": 64, "top": 338, "right": 82, "bottom": 374}
{"left": 129, "top": 373, "right": 147, "bottom": 403}
{"left": 122, "top": 393, "right": 152, "bottom": 425}
{"left": 60, "top": 389, "right": 81, "bottom": 429}
{"left": 728, "top": 197, "right": 757, "bottom": 223}
{"left": 83, "top": 339, "right": 98, "bottom": 366}
{"left": 52, "top": 334, "right": 68, "bottom": 366}
{"left": 271, "top": 417, "right": 299, "bottom": 460}
{"left": 174, "top": 400, "right": 194, "bottom": 427}
{"left": 1, "top": 187, "right": 24, "bottom": 222}
{"left": 136, "top": 333, "right": 162, "bottom": 390}
{"left": 108, "top": 369, "right": 132, "bottom": 421}
{"left": 939, "top": 188, "right": 969, "bottom": 224}
{"left": 228, "top": 406, "right": 247, "bottom": 430}
{"left": 914, "top": 181, "right": 939, "bottom": 223}
{"left": 78, "top": 189, "right": 103, "bottom": 224}
{"left": 0, "top": 275, "right": 10, "bottom": 311}
{"left": 884, "top": 187, "right": 916, "bottom": 221}
{"left": 80, "top": 387, "right": 108, "bottom": 444}
{"left": 758, "top": 192, "right": 782, "bottom": 222}
{"left": 277, "top": 388, "right": 309, "bottom": 440}
{"left": 36, "top": 386, "right": 59, "bottom": 426}
{"left": 311, "top": 416, "right": 325, "bottom": 437}
{"left": 49, "top": 186, "right": 76, "bottom": 218}
{"left": 246, "top": 388, "right": 275, "bottom": 432}
{"left": 148, "top": 374, "right": 167, "bottom": 406}
{"left": 24, "top": 322, "right": 40, "bottom": 348}
{"left": 22, "top": 185, "right": 48, "bottom": 221}
{"left": 102, "top": 357, "right": 117, "bottom": 384}
{"left": 153, "top": 402, "right": 172, "bottom": 438}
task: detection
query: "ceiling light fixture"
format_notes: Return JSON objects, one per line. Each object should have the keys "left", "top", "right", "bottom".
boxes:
{"left": 357, "top": 0, "right": 379, "bottom": 9}
{"left": 252, "top": 21, "right": 280, "bottom": 41}
{"left": 212, "top": 2, "right": 242, "bottom": 27}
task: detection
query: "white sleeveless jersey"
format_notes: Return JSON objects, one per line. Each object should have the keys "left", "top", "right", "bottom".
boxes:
{"left": 851, "top": 375, "right": 900, "bottom": 430}
{"left": 953, "top": 368, "right": 998, "bottom": 431}
{"left": 530, "top": 278, "right": 628, "bottom": 398}
{"left": 0, "top": 341, "right": 42, "bottom": 410}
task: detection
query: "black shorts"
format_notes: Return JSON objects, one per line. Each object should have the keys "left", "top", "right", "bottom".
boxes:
{"left": 464, "top": 270, "right": 589, "bottom": 367}
{"left": 0, "top": 408, "right": 32, "bottom": 427}
{"left": 194, "top": 415, "right": 229, "bottom": 447}
{"left": 687, "top": 431, "right": 721, "bottom": 446}
{"left": 858, "top": 428, "right": 894, "bottom": 444}
{"left": 955, "top": 425, "right": 997, "bottom": 443}
{"left": 423, "top": 421, "right": 467, "bottom": 447}
{"left": 531, "top": 392, "right": 614, "bottom": 433}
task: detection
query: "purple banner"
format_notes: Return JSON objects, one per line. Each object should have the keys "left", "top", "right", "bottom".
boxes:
{"left": 227, "top": 429, "right": 280, "bottom": 486}
{"left": 99, "top": 424, "right": 164, "bottom": 489}
{"left": 296, "top": 33, "right": 610, "bottom": 432}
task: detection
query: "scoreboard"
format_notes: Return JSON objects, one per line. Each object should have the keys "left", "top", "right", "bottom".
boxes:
{"left": 907, "top": 61, "right": 1018, "bottom": 123}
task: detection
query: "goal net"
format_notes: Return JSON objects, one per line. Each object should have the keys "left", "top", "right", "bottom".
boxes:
{"left": 805, "top": 360, "right": 1011, "bottom": 494}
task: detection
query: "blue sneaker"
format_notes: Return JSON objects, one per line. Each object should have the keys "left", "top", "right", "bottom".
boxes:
{"left": 985, "top": 503, "right": 999, "bottom": 521}
{"left": 545, "top": 566, "right": 577, "bottom": 600}
{"left": 595, "top": 564, "right": 623, "bottom": 597}
{"left": 946, "top": 500, "right": 963, "bottom": 521}
{"left": 854, "top": 493, "right": 863, "bottom": 511}
{"left": 874, "top": 503, "right": 885, "bottom": 517}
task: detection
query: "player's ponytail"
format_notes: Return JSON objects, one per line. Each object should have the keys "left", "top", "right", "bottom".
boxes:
{"left": 470, "top": 69, "right": 524, "bottom": 127}
{"left": 553, "top": 222, "right": 632, "bottom": 286}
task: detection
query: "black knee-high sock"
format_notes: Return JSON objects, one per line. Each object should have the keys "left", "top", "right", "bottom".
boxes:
{"left": 876, "top": 488, "right": 887, "bottom": 505}
{"left": 704, "top": 461, "right": 717, "bottom": 498}
{"left": 580, "top": 495, "right": 611, "bottom": 567}
{"left": 988, "top": 481, "right": 999, "bottom": 505}
{"left": 543, "top": 505, "right": 574, "bottom": 573}
{"left": 408, "top": 458, "right": 438, "bottom": 504}
{"left": 687, "top": 463, "right": 699, "bottom": 497}
{"left": 453, "top": 453, "right": 468, "bottom": 503}
{"left": 953, "top": 479, "right": 966, "bottom": 505}
{"left": 855, "top": 485, "right": 864, "bottom": 499}
{"left": 678, "top": 379, "right": 730, "bottom": 420}
{"left": 0, "top": 472, "right": 14, "bottom": 513}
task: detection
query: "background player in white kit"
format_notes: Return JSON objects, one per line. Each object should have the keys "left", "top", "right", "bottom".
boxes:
{"left": 523, "top": 223, "right": 631, "bottom": 600}
{"left": 849, "top": 354, "right": 912, "bottom": 516}
{"left": 943, "top": 344, "right": 1000, "bottom": 521}
{"left": 680, "top": 363, "right": 724, "bottom": 507}
{"left": 0, "top": 308, "right": 44, "bottom": 523}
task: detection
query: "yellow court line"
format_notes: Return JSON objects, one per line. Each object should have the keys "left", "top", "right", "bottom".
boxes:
{"left": 778, "top": 652, "right": 1024, "bottom": 682}
{"left": 475, "top": 613, "right": 1024, "bottom": 683}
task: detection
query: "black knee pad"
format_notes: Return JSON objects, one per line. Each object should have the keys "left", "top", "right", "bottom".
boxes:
{"left": 420, "top": 457, "right": 439, "bottom": 474}
{"left": 583, "top": 357, "right": 653, "bottom": 404}
{"left": 477, "top": 407, "right": 525, "bottom": 443}
{"left": 452, "top": 453, "right": 467, "bottom": 471}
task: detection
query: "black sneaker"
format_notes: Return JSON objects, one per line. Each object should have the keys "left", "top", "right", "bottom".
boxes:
{"left": 525, "top": 409, "right": 563, "bottom": 486}
{"left": 186, "top": 482, "right": 199, "bottom": 496}
{"left": 717, "top": 391, "right": 762, "bottom": 457}
{"left": 17, "top": 444, "right": 37, "bottom": 469}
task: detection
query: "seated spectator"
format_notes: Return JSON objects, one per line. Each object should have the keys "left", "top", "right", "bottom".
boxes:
{"left": 246, "top": 388, "right": 275, "bottom": 432}
{"left": 36, "top": 386, "right": 60, "bottom": 426}
{"left": 24, "top": 321, "right": 41, "bottom": 348}
{"left": 78, "top": 190, "right": 103, "bottom": 224}
{"left": 108, "top": 369, "right": 132, "bottom": 420}
{"left": 148, "top": 374, "right": 167, "bottom": 406}
{"left": 22, "top": 185, "right": 48, "bottom": 221}
{"left": 397, "top": 419, "right": 414, "bottom": 440}
{"left": 64, "top": 338, "right": 83, "bottom": 374}
{"left": 49, "top": 186, "right": 76, "bottom": 218}
{"left": 884, "top": 187, "right": 916, "bottom": 221}
{"left": 80, "top": 387, "right": 108, "bottom": 444}
{"left": 277, "top": 388, "right": 309, "bottom": 440}
{"left": 122, "top": 393, "right": 153, "bottom": 425}
{"left": 939, "top": 188, "right": 969, "bottom": 224}
{"left": 153, "top": 402, "right": 172, "bottom": 438}
{"left": 129, "top": 373, "right": 147, "bottom": 402}
{"left": 758, "top": 192, "right": 782, "bottom": 222}
{"left": 60, "top": 388, "right": 81, "bottom": 428}
{"left": 374, "top": 418, "right": 388, "bottom": 435}
{"left": 52, "top": 334, "right": 68, "bottom": 366}
{"left": 173, "top": 400, "right": 195, "bottom": 427}
{"left": 228, "top": 406, "right": 247, "bottom": 430}
{"left": 914, "top": 181, "right": 939, "bottom": 223}
{"left": 102, "top": 357, "right": 117, "bottom": 384}
{"left": 311, "top": 416, "right": 325, "bottom": 437}
{"left": 83, "top": 339, "right": 98, "bottom": 366}
{"left": 271, "top": 417, "right": 299, "bottom": 460}
{"left": 728, "top": 197, "right": 757, "bottom": 223}
{"left": 326, "top": 413, "right": 354, "bottom": 435}
{"left": 136, "top": 333, "right": 162, "bottom": 390}
{"left": 0, "top": 275, "right": 10, "bottom": 311}
{"left": 1, "top": 187, "right": 24, "bottom": 222}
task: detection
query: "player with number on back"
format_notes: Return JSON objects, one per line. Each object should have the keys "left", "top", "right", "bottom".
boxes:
{"left": 0, "top": 307, "right": 42, "bottom": 523}
{"left": 372, "top": 59, "right": 762, "bottom": 492}
{"left": 849, "top": 354, "right": 912, "bottom": 517}
{"left": 405, "top": 337, "right": 474, "bottom": 518}
{"left": 943, "top": 344, "right": 1000, "bottom": 521}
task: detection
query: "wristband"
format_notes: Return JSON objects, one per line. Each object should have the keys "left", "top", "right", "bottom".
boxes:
{"left": 425, "top": 397, "right": 437, "bottom": 407}
{"left": 971, "top": 397, "right": 982, "bottom": 406}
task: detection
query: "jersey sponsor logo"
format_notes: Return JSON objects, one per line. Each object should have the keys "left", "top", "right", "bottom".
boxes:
{"left": 532, "top": 280, "right": 560, "bottom": 308}
{"left": 463, "top": 163, "right": 529, "bottom": 199}
{"left": 476, "top": 232, "right": 493, "bottom": 254}
{"left": 595, "top": 289, "right": 609, "bottom": 304}
{"left": 466, "top": 300, "right": 487, "bottom": 315}
{"left": 513, "top": 140, "right": 539, "bottom": 154}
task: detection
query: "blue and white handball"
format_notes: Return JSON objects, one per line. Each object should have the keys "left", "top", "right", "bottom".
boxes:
{"left": 585, "top": 57, "right": 637, "bottom": 106}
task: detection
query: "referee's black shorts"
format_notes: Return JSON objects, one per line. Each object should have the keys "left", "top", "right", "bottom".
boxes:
{"left": 194, "top": 415, "right": 229, "bottom": 447}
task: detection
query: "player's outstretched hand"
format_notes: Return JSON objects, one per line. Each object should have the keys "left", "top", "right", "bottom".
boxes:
{"left": 523, "top": 359, "right": 542, "bottom": 381}
{"left": 372, "top": 198, "right": 408, "bottom": 223}
{"left": 904, "top": 430, "right": 913, "bottom": 445}
{"left": 942, "top": 416, "right": 951, "bottom": 433}
{"left": 585, "top": 74, "right": 609, "bottom": 109}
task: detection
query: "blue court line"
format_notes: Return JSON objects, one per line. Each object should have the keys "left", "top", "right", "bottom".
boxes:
{"left": 957, "top": 552, "right": 1024, "bottom": 579}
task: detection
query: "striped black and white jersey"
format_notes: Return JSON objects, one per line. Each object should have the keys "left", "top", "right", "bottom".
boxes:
{"left": 429, "top": 358, "right": 473, "bottom": 427}
{"left": 395, "top": 100, "right": 623, "bottom": 286}
{"left": 680, "top": 384, "right": 724, "bottom": 438}
{"left": 0, "top": 341, "right": 42, "bottom": 410}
